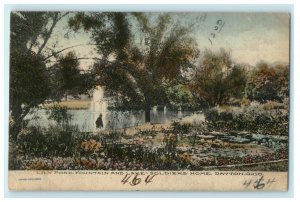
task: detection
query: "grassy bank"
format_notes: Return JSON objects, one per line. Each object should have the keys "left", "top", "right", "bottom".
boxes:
{"left": 43, "top": 100, "right": 91, "bottom": 109}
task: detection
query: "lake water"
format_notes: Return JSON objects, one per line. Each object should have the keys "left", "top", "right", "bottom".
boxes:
{"left": 27, "top": 108, "right": 193, "bottom": 132}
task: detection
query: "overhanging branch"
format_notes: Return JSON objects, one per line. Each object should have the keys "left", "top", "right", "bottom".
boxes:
{"left": 43, "top": 44, "right": 99, "bottom": 61}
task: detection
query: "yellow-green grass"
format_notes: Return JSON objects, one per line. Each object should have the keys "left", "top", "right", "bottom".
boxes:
{"left": 43, "top": 100, "right": 91, "bottom": 109}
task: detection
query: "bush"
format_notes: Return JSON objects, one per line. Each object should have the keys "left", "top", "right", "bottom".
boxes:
{"left": 205, "top": 109, "right": 219, "bottom": 122}
{"left": 205, "top": 109, "right": 233, "bottom": 122}
{"left": 171, "top": 121, "right": 193, "bottom": 134}
{"left": 15, "top": 125, "right": 79, "bottom": 158}
{"left": 204, "top": 105, "right": 288, "bottom": 136}
{"left": 219, "top": 111, "right": 233, "bottom": 121}
{"left": 48, "top": 104, "right": 72, "bottom": 131}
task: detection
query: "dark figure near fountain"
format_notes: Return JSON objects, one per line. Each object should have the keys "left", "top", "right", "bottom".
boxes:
{"left": 96, "top": 113, "right": 103, "bottom": 129}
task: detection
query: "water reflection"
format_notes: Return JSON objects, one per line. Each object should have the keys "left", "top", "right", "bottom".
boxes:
{"left": 27, "top": 108, "right": 193, "bottom": 132}
{"left": 28, "top": 87, "right": 193, "bottom": 131}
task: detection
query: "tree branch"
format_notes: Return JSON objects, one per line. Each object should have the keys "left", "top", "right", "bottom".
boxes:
{"left": 43, "top": 44, "right": 98, "bottom": 61}
{"left": 46, "top": 57, "right": 103, "bottom": 69}
{"left": 37, "top": 13, "right": 59, "bottom": 55}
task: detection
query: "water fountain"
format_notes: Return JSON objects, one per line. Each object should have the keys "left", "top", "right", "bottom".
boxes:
{"left": 90, "top": 86, "right": 108, "bottom": 132}
{"left": 152, "top": 106, "right": 158, "bottom": 123}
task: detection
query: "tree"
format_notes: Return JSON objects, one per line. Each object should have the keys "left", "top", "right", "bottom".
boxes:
{"left": 69, "top": 12, "right": 199, "bottom": 122}
{"left": 190, "top": 49, "right": 247, "bottom": 107}
{"left": 275, "top": 64, "right": 289, "bottom": 102}
{"left": 166, "top": 84, "right": 195, "bottom": 111}
{"left": 9, "top": 12, "right": 95, "bottom": 141}
{"left": 245, "top": 62, "right": 289, "bottom": 103}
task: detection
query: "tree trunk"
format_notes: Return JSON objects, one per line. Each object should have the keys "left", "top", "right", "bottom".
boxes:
{"left": 145, "top": 106, "right": 151, "bottom": 123}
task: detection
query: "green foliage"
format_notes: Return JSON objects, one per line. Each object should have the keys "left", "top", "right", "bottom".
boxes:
{"left": 204, "top": 109, "right": 219, "bottom": 122}
{"left": 190, "top": 49, "right": 247, "bottom": 107}
{"left": 15, "top": 125, "right": 77, "bottom": 159}
{"left": 48, "top": 104, "right": 72, "bottom": 132}
{"left": 171, "top": 121, "right": 193, "bottom": 134}
{"left": 245, "top": 62, "right": 289, "bottom": 103}
{"left": 166, "top": 84, "right": 196, "bottom": 110}
{"left": 9, "top": 12, "right": 96, "bottom": 140}
{"left": 135, "top": 129, "right": 158, "bottom": 138}
{"left": 55, "top": 51, "right": 96, "bottom": 97}
{"left": 10, "top": 50, "right": 51, "bottom": 110}
{"left": 205, "top": 105, "right": 288, "bottom": 136}
{"left": 70, "top": 12, "right": 130, "bottom": 58}
{"left": 10, "top": 12, "right": 49, "bottom": 50}
{"left": 70, "top": 12, "right": 199, "bottom": 121}
{"left": 58, "top": 52, "right": 81, "bottom": 90}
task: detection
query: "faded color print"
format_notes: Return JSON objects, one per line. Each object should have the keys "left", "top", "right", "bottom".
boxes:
{"left": 8, "top": 12, "right": 290, "bottom": 191}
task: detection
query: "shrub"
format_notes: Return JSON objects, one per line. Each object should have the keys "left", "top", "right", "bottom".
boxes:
{"left": 171, "top": 121, "right": 193, "bottom": 134}
{"left": 205, "top": 109, "right": 234, "bottom": 122}
{"left": 219, "top": 111, "right": 233, "bottom": 121}
{"left": 204, "top": 109, "right": 219, "bottom": 122}
{"left": 204, "top": 104, "right": 288, "bottom": 136}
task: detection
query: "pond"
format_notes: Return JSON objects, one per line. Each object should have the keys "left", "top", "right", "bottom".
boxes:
{"left": 26, "top": 108, "right": 193, "bottom": 132}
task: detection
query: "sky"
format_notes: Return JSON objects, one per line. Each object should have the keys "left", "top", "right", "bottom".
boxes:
{"left": 48, "top": 12, "right": 290, "bottom": 69}
{"left": 193, "top": 12, "right": 290, "bottom": 66}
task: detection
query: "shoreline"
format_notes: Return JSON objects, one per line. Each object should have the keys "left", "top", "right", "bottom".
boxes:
{"left": 42, "top": 100, "right": 91, "bottom": 110}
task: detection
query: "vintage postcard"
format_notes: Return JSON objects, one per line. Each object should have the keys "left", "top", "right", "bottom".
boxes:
{"left": 8, "top": 11, "right": 290, "bottom": 191}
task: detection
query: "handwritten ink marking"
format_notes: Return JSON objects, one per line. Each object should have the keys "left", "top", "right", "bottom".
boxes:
{"left": 121, "top": 174, "right": 157, "bottom": 186}
{"left": 243, "top": 179, "right": 252, "bottom": 189}
{"left": 218, "top": 22, "right": 225, "bottom": 33}
{"left": 199, "top": 13, "right": 207, "bottom": 22}
{"left": 266, "top": 178, "right": 276, "bottom": 187}
{"left": 243, "top": 176, "right": 276, "bottom": 190}
{"left": 216, "top": 20, "right": 223, "bottom": 26}
{"left": 130, "top": 174, "right": 142, "bottom": 186}
{"left": 145, "top": 174, "right": 157, "bottom": 184}
{"left": 121, "top": 174, "right": 132, "bottom": 185}
{"left": 208, "top": 19, "right": 226, "bottom": 45}
{"left": 253, "top": 176, "right": 265, "bottom": 190}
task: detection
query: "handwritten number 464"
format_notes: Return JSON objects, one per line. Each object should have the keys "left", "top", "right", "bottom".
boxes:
{"left": 121, "top": 174, "right": 157, "bottom": 186}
